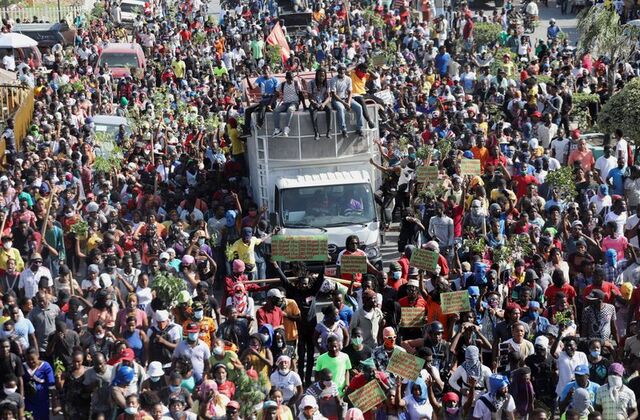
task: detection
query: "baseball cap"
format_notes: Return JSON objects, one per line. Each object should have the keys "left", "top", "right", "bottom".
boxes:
{"left": 609, "top": 363, "right": 624, "bottom": 376}
{"left": 267, "top": 289, "right": 283, "bottom": 299}
{"left": 185, "top": 322, "right": 200, "bottom": 333}
{"left": 159, "top": 252, "right": 170, "bottom": 261}
{"left": 119, "top": 348, "right": 135, "bottom": 362}
{"left": 574, "top": 364, "right": 589, "bottom": 376}
{"left": 586, "top": 289, "right": 605, "bottom": 300}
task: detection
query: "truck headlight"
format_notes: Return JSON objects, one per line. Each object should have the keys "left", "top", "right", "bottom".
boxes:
{"left": 364, "top": 242, "right": 380, "bottom": 260}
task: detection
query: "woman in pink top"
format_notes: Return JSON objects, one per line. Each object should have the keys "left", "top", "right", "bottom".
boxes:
{"left": 601, "top": 221, "right": 629, "bottom": 263}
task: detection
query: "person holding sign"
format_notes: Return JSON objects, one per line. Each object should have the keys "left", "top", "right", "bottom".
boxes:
{"left": 397, "top": 376, "right": 437, "bottom": 420}
{"left": 345, "top": 358, "right": 390, "bottom": 420}
{"left": 371, "top": 327, "right": 405, "bottom": 386}
{"left": 336, "top": 235, "right": 382, "bottom": 282}
{"left": 398, "top": 280, "right": 429, "bottom": 340}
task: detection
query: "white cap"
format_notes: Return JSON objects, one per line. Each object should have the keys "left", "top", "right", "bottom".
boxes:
{"left": 155, "top": 310, "right": 169, "bottom": 322}
{"left": 267, "top": 289, "right": 283, "bottom": 298}
{"left": 147, "top": 361, "right": 164, "bottom": 377}
{"left": 86, "top": 202, "right": 99, "bottom": 213}
{"left": 159, "top": 252, "right": 170, "bottom": 261}
{"left": 299, "top": 395, "right": 318, "bottom": 410}
{"left": 99, "top": 273, "right": 112, "bottom": 288}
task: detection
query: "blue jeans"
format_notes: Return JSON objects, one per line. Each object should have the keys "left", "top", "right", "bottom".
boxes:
{"left": 332, "top": 99, "right": 363, "bottom": 131}
{"left": 273, "top": 101, "right": 298, "bottom": 130}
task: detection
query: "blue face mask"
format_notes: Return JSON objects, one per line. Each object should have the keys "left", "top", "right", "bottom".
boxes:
{"left": 169, "top": 385, "right": 181, "bottom": 393}
{"left": 408, "top": 153, "right": 416, "bottom": 161}
{"left": 392, "top": 271, "right": 402, "bottom": 280}
{"left": 187, "top": 332, "right": 198, "bottom": 341}
{"left": 590, "top": 350, "right": 601, "bottom": 358}
{"left": 529, "top": 310, "right": 539, "bottom": 320}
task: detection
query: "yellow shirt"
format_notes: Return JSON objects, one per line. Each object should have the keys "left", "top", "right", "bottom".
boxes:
{"left": 183, "top": 317, "right": 217, "bottom": 349}
{"left": 283, "top": 299, "right": 301, "bottom": 342}
{"left": 172, "top": 60, "right": 186, "bottom": 78}
{"left": 228, "top": 237, "right": 262, "bottom": 268}
{"left": 0, "top": 248, "right": 24, "bottom": 271}
{"left": 349, "top": 70, "right": 367, "bottom": 96}
{"left": 228, "top": 126, "right": 244, "bottom": 156}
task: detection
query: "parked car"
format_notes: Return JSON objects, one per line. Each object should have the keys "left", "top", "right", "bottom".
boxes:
{"left": 12, "top": 22, "right": 76, "bottom": 48}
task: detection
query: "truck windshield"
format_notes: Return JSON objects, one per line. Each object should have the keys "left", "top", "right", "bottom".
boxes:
{"left": 281, "top": 183, "right": 376, "bottom": 228}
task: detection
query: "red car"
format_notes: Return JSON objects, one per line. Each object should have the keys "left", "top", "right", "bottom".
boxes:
{"left": 96, "top": 42, "right": 146, "bottom": 79}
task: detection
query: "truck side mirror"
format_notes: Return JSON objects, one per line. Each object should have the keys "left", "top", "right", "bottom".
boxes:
{"left": 269, "top": 212, "right": 279, "bottom": 228}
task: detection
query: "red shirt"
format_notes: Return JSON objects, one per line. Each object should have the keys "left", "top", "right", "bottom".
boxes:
{"left": 256, "top": 306, "right": 284, "bottom": 328}
{"left": 544, "top": 283, "right": 577, "bottom": 306}
{"left": 582, "top": 282, "right": 621, "bottom": 304}
{"left": 398, "top": 296, "right": 427, "bottom": 308}
{"left": 346, "top": 371, "right": 390, "bottom": 420}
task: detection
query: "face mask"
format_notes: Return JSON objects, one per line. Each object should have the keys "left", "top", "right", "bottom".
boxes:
{"left": 278, "top": 368, "right": 290, "bottom": 375}
{"left": 384, "top": 337, "right": 395, "bottom": 347}
{"left": 150, "top": 376, "right": 161, "bottom": 383}
{"left": 213, "top": 346, "right": 224, "bottom": 356}
{"left": 65, "top": 211, "right": 74, "bottom": 217}
{"left": 351, "top": 337, "right": 363, "bottom": 346}
{"left": 194, "top": 310, "right": 203, "bottom": 320}
{"left": 169, "top": 385, "right": 181, "bottom": 393}
{"left": 408, "top": 153, "right": 416, "bottom": 161}
{"left": 124, "top": 407, "right": 138, "bottom": 415}
{"left": 392, "top": 271, "right": 402, "bottom": 280}
{"left": 3, "top": 387, "right": 17, "bottom": 395}
{"left": 172, "top": 411, "right": 184, "bottom": 419}
{"left": 446, "top": 407, "right": 459, "bottom": 415}
{"left": 608, "top": 375, "right": 623, "bottom": 389}
{"left": 323, "top": 380, "right": 333, "bottom": 388}
{"left": 529, "top": 310, "right": 539, "bottom": 320}
{"left": 187, "top": 332, "right": 198, "bottom": 342}
{"left": 95, "top": 333, "right": 105, "bottom": 339}
{"left": 3, "top": 242, "right": 11, "bottom": 250}
{"left": 590, "top": 350, "right": 601, "bottom": 358}
{"left": 198, "top": 238, "right": 205, "bottom": 246}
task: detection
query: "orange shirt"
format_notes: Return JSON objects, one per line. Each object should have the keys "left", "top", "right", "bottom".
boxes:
{"left": 183, "top": 317, "right": 217, "bottom": 349}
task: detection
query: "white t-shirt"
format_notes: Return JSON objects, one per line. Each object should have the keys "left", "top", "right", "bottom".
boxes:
{"left": 269, "top": 370, "right": 303, "bottom": 403}
{"left": 555, "top": 351, "right": 589, "bottom": 397}
{"left": 403, "top": 395, "right": 434, "bottom": 420}
{"left": 595, "top": 155, "right": 617, "bottom": 184}
{"left": 551, "top": 138, "right": 571, "bottom": 164}
{"left": 605, "top": 211, "right": 627, "bottom": 237}
{"left": 472, "top": 393, "right": 516, "bottom": 420}
{"left": 616, "top": 137, "right": 629, "bottom": 166}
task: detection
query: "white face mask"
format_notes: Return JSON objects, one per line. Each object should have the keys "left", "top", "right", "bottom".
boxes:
{"left": 213, "top": 346, "right": 224, "bottom": 356}
{"left": 3, "top": 242, "right": 11, "bottom": 250}
{"left": 608, "top": 375, "right": 623, "bottom": 389}
{"left": 95, "top": 333, "right": 105, "bottom": 340}
{"left": 3, "top": 387, "right": 17, "bottom": 395}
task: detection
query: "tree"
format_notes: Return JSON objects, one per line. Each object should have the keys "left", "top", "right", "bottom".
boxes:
{"left": 598, "top": 77, "right": 640, "bottom": 146}
{"left": 577, "top": 6, "right": 639, "bottom": 95}
{"left": 473, "top": 22, "right": 502, "bottom": 49}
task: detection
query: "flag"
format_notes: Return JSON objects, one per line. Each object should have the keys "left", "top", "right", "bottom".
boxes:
{"left": 266, "top": 22, "right": 291, "bottom": 62}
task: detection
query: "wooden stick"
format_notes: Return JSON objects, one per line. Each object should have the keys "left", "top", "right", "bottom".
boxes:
{"left": 37, "top": 187, "right": 55, "bottom": 254}
{"left": 242, "top": 276, "right": 361, "bottom": 288}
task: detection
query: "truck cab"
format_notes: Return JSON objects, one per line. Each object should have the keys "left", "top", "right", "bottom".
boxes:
{"left": 245, "top": 89, "right": 382, "bottom": 271}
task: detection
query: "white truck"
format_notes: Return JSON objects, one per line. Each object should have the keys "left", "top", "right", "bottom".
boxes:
{"left": 245, "top": 105, "right": 383, "bottom": 272}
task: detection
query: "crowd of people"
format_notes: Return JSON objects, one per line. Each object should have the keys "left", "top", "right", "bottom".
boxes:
{"left": 0, "top": 0, "right": 639, "bottom": 417}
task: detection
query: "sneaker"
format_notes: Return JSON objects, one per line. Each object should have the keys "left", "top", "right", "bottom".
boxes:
{"left": 325, "top": 132, "right": 331, "bottom": 139}
{"left": 273, "top": 128, "right": 282, "bottom": 136}
{"left": 341, "top": 129, "right": 347, "bottom": 138}
{"left": 355, "top": 129, "right": 364, "bottom": 137}
{"left": 283, "top": 127, "right": 290, "bottom": 137}
{"left": 314, "top": 133, "right": 320, "bottom": 141}
{"left": 367, "top": 120, "right": 375, "bottom": 129}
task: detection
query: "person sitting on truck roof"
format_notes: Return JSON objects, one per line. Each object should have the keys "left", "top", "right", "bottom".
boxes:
{"left": 307, "top": 68, "right": 332, "bottom": 141}
{"left": 272, "top": 71, "right": 303, "bottom": 138}
{"left": 242, "top": 65, "right": 279, "bottom": 135}
{"left": 330, "top": 64, "right": 365, "bottom": 138}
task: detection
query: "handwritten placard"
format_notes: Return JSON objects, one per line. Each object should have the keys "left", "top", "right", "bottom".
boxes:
{"left": 400, "top": 307, "right": 425, "bottom": 328}
{"left": 348, "top": 379, "right": 386, "bottom": 413}
{"left": 440, "top": 290, "right": 471, "bottom": 314}
{"left": 460, "top": 159, "right": 482, "bottom": 176}
{"left": 409, "top": 248, "right": 439, "bottom": 272}
{"left": 417, "top": 165, "right": 439, "bottom": 184}
{"left": 340, "top": 255, "right": 367, "bottom": 274}
{"left": 271, "top": 235, "right": 328, "bottom": 262}
{"left": 387, "top": 349, "right": 426, "bottom": 380}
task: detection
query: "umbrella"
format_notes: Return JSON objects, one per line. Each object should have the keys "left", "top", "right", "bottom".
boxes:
{"left": 0, "top": 33, "right": 37, "bottom": 49}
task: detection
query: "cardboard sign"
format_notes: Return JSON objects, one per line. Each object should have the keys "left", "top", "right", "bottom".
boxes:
{"left": 416, "top": 166, "right": 439, "bottom": 184}
{"left": 409, "top": 248, "right": 439, "bottom": 272}
{"left": 460, "top": 159, "right": 482, "bottom": 176}
{"left": 374, "top": 89, "right": 395, "bottom": 106}
{"left": 400, "top": 307, "right": 425, "bottom": 328}
{"left": 371, "top": 53, "right": 386, "bottom": 67}
{"left": 440, "top": 290, "right": 471, "bottom": 314}
{"left": 340, "top": 255, "right": 367, "bottom": 274}
{"left": 271, "top": 235, "right": 328, "bottom": 262}
{"left": 348, "top": 379, "right": 386, "bottom": 413}
{"left": 386, "top": 349, "right": 426, "bottom": 380}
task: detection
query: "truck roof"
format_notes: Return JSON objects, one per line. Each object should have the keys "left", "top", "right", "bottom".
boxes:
{"left": 276, "top": 170, "right": 371, "bottom": 189}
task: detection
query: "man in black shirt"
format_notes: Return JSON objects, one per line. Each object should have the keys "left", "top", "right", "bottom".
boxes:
{"left": 0, "top": 339, "right": 23, "bottom": 395}
{"left": 342, "top": 328, "right": 373, "bottom": 376}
